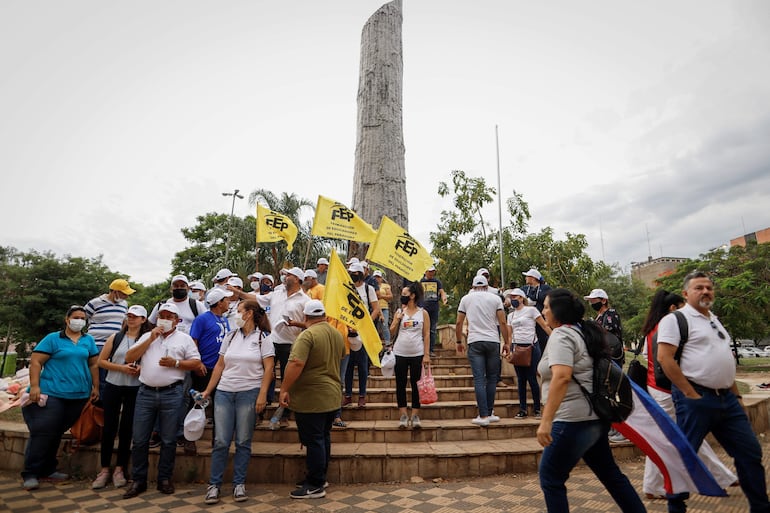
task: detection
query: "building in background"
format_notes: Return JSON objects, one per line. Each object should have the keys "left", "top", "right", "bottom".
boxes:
{"left": 631, "top": 256, "right": 688, "bottom": 289}
{"left": 730, "top": 227, "right": 770, "bottom": 247}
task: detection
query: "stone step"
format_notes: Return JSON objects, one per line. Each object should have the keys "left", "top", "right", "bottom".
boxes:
{"left": 368, "top": 374, "right": 518, "bottom": 388}
{"left": 341, "top": 386, "right": 520, "bottom": 403}
{"left": 249, "top": 417, "right": 540, "bottom": 443}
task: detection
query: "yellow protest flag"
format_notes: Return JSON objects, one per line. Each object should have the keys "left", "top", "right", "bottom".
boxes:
{"left": 311, "top": 195, "right": 377, "bottom": 243}
{"left": 323, "top": 249, "right": 382, "bottom": 367}
{"left": 365, "top": 216, "right": 435, "bottom": 282}
{"left": 256, "top": 203, "right": 298, "bottom": 252}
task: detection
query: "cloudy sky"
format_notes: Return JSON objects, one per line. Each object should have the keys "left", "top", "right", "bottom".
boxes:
{"left": 1, "top": 1, "right": 768, "bottom": 285}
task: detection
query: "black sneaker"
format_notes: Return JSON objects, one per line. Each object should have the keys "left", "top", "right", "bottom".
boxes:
{"left": 514, "top": 411, "right": 528, "bottom": 419}
{"left": 290, "top": 484, "right": 326, "bottom": 499}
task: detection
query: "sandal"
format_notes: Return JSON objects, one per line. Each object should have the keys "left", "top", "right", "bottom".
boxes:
{"left": 333, "top": 418, "right": 347, "bottom": 428}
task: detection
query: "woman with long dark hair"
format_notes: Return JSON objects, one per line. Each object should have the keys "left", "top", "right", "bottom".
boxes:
{"left": 390, "top": 281, "right": 430, "bottom": 429}
{"left": 92, "top": 305, "right": 153, "bottom": 489}
{"left": 536, "top": 288, "right": 645, "bottom": 512}
{"left": 641, "top": 289, "right": 736, "bottom": 498}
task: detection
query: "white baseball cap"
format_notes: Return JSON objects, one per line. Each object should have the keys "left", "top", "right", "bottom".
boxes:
{"left": 372, "top": 270, "right": 383, "bottom": 278}
{"left": 206, "top": 288, "right": 233, "bottom": 306}
{"left": 303, "top": 299, "right": 326, "bottom": 316}
{"left": 283, "top": 267, "right": 304, "bottom": 280}
{"left": 508, "top": 288, "right": 526, "bottom": 298}
{"left": 183, "top": 407, "right": 205, "bottom": 441}
{"left": 171, "top": 274, "right": 189, "bottom": 286}
{"left": 304, "top": 269, "right": 318, "bottom": 279}
{"left": 247, "top": 272, "right": 262, "bottom": 281}
{"left": 158, "top": 302, "right": 180, "bottom": 316}
{"left": 472, "top": 275, "right": 488, "bottom": 287}
{"left": 317, "top": 257, "right": 329, "bottom": 266}
{"left": 522, "top": 268, "right": 543, "bottom": 280}
{"left": 261, "top": 274, "right": 274, "bottom": 283}
{"left": 227, "top": 276, "right": 244, "bottom": 288}
{"left": 127, "top": 305, "right": 148, "bottom": 318}
{"left": 584, "top": 288, "right": 609, "bottom": 300}
{"left": 346, "top": 257, "right": 360, "bottom": 265}
{"left": 348, "top": 263, "right": 365, "bottom": 273}
{"left": 476, "top": 268, "right": 490, "bottom": 276}
{"left": 213, "top": 268, "right": 233, "bottom": 282}
{"left": 189, "top": 281, "right": 206, "bottom": 292}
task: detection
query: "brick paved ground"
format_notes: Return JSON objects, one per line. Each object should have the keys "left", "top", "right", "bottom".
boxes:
{"left": 2, "top": 434, "right": 768, "bottom": 513}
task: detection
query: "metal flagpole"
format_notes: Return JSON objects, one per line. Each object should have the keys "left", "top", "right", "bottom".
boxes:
{"left": 495, "top": 125, "right": 505, "bottom": 288}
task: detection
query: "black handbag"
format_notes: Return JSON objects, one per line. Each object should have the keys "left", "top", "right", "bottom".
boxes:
{"left": 626, "top": 337, "right": 647, "bottom": 391}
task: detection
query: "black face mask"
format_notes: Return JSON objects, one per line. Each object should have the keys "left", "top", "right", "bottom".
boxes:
{"left": 350, "top": 273, "right": 363, "bottom": 282}
{"left": 172, "top": 288, "right": 188, "bottom": 300}
{"left": 400, "top": 295, "right": 410, "bottom": 305}
{"left": 511, "top": 299, "right": 520, "bottom": 308}
{"left": 591, "top": 301, "right": 603, "bottom": 312}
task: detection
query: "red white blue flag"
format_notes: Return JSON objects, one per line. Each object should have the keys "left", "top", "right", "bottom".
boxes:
{"left": 614, "top": 381, "right": 726, "bottom": 496}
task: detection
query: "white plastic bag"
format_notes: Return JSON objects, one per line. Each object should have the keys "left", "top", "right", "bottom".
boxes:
{"left": 380, "top": 350, "right": 396, "bottom": 378}
{"left": 184, "top": 406, "right": 206, "bottom": 441}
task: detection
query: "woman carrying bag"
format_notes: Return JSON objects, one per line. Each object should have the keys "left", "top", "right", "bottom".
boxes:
{"left": 390, "top": 282, "right": 430, "bottom": 429}
{"left": 506, "top": 289, "right": 551, "bottom": 419}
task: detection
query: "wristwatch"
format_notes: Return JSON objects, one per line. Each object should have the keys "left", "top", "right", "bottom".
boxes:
{"left": 174, "top": 359, "right": 180, "bottom": 368}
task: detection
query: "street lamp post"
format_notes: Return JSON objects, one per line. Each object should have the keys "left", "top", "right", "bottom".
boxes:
{"left": 222, "top": 188, "right": 244, "bottom": 266}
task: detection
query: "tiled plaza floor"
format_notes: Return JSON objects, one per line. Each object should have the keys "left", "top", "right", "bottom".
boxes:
{"left": 2, "top": 436, "right": 769, "bottom": 513}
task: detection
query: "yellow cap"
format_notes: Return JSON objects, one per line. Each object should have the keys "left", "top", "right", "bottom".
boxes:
{"left": 109, "top": 278, "right": 135, "bottom": 295}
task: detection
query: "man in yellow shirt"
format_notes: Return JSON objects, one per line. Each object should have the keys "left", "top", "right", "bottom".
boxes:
{"left": 373, "top": 271, "right": 393, "bottom": 344}
{"left": 303, "top": 270, "right": 325, "bottom": 300}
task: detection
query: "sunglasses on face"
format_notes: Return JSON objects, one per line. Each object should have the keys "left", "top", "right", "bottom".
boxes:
{"left": 710, "top": 320, "right": 726, "bottom": 340}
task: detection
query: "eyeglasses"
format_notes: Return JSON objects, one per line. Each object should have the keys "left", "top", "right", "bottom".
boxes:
{"left": 710, "top": 320, "right": 726, "bottom": 340}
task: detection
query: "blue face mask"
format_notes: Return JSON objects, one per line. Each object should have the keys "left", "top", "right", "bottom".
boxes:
{"left": 260, "top": 283, "right": 273, "bottom": 294}
{"left": 511, "top": 299, "right": 520, "bottom": 308}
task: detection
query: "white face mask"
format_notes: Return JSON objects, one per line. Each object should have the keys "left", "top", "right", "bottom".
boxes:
{"left": 250, "top": 281, "right": 259, "bottom": 291}
{"left": 156, "top": 319, "right": 173, "bottom": 332}
{"left": 68, "top": 318, "right": 86, "bottom": 332}
{"left": 233, "top": 312, "right": 246, "bottom": 328}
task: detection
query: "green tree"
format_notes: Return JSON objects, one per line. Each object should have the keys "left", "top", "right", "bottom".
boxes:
{"left": 249, "top": 189, "right": 343, "bottom": 275}
{"left": 655, "top": 242, "right": 770, "bottom": 341}
{"left": 0, "top": 247, "right": 128, "bottom": 361}
{"left": 172, "top": 212, "right": 257, "bottom": 284}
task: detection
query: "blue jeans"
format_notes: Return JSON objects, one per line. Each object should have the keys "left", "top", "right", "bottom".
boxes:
{"left": 381, "top": 309, "right": 391, "bottom": 343}
{"left": 514, "top": 344, "right": 541, "bottom": 413}
{"left": 345, "top": 348, "right": 368, "bottom": 398}
{"left": 668, "top": 385, "right": 770, "bottom": 513}
{"left": 130, "top": 383, "right": 184, "bottom": 483}
{"left": 467, "top": 341, "right": 501, "bottom": 417}
{"left": 295, "top": 410, "right": 336, "bottom": 488}
{"left": 336, "top": 354, "right": 350, "bottom": 419}
{"left": 275, "top": 344, "right": 292, "bottom": 419}
{"left": 22, "top": 396, "right": 88, "bottom": 479}
{"left": 209, "top": 387, "right": 259, "bottom": 486}
{"left": 425, "top": 305, "right": 438, "bottom": 353}
{"left": 540, "top": 419, "right": 646, "bottom": 513}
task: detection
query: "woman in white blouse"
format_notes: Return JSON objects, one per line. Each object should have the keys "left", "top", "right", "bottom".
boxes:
{"left": 506, "top": 288, "right": 551, "bottom": 419}
{"left": 201, "top": 300, "right": 274, "bottom": 504}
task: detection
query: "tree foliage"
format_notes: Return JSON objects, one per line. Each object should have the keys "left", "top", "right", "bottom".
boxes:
{"left": 0, "top": 247, "right": 129, "bottom": 360}
{"left": 655, "top": 241, "right": 770, "bottom": 341}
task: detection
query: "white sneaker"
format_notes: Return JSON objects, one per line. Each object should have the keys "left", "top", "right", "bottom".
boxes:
{"left": 411, "top": 415, "right": 422, "bottom": 429}
{"left": 204, "top": 484, "right": 220, "bottom": 504}
{"left": 471, "top": 416, "right": 490, "bottom": 427}
{"left": 488, "top": 414, "right": 501, "bottom": 423}
{"left": 233, "top": 483, "right": 247, "bottom": 502}
{"left": 399, "top": 414, "right": 409, "bottom": 429}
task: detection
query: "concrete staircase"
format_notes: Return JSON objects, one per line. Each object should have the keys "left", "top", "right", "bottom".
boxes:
{"left": 1, "top": 329, "right": 768, "bottom": 485}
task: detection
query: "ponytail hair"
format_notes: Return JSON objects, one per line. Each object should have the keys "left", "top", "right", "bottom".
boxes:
{"left": 641, "top": 289, "right": 685, "bottom": 336}
{"left": 547, "top": 288, "right": 607, "bottom": 359}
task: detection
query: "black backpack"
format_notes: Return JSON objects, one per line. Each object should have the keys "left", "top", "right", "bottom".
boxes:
{"left": 571, "top": 327, "right": 634, "bottom": 423}
{"left": 652, "top": 311, "right": 688, "bottom": 391}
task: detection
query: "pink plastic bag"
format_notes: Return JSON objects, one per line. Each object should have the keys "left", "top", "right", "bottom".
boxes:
{"left": 417, "top": 363, "right": 438, "bottom": 405}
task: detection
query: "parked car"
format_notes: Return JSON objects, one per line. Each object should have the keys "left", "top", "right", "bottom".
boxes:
{"left": 737, "top": 347, "right": 764, "bottom": 358}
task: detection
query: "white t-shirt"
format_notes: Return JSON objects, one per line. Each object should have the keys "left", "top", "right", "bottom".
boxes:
{"left": 148, "top": 298, "right": 205, "bottom": 334}
{"left": 393, "top": 307, "right": 426, "bottom": 357}
{"left": 216, "top": 329, "right": 276, "bottom": 392}
{"left": 457, "top": 289, "right": 503, "bottom": 344}
{"left": 137, "top": 329, "right": 200, "bottom": 387}
{"left": 657, "top": 303, "right": 735, "bottom": 389}
{"left": 256, "top": 288, "right": 309, "bottom": 345}
{"left": 507, "top": 306, "right": 541, "bottom": 345}
{"left": 356, "top": 283, "right": 378, "bottom": 310}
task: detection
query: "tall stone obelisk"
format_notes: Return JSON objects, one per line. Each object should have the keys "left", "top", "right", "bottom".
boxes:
{"left": 351, "top": 0, "right": 407, "bottom": 257}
